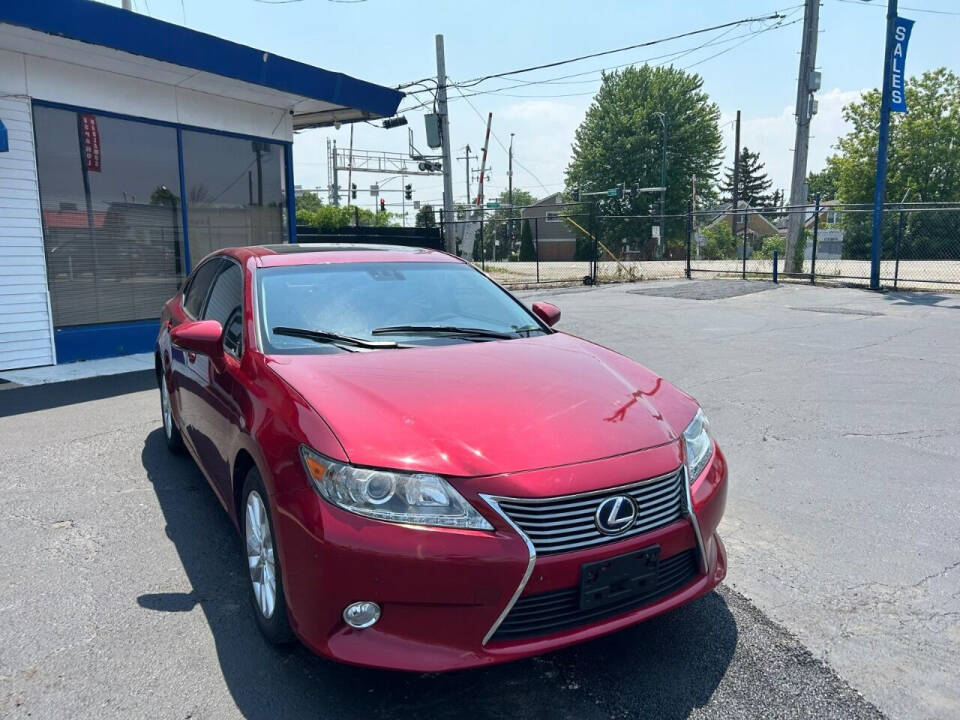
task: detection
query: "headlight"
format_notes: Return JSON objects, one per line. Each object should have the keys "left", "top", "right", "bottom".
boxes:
{"left": 300, "top": 446, "right": 493, "bottom": 531}
{"left": 683, "top": 408, "right": 714, "bottom": 480}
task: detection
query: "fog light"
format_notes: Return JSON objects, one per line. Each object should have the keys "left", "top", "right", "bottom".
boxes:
{"left": 343, "top": 601, "right": 381, "bottom": 628}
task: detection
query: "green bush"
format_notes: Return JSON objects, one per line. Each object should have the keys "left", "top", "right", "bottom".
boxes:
{"left": 753, "top": 235, "right": 784, "bottom": 260}
{"left": 700, "top": 222, "right": 737, "bottom": 260}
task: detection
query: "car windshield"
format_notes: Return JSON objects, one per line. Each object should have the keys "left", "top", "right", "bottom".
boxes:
{"left": 257, "top": 261, "right": 545, "bottom": 354}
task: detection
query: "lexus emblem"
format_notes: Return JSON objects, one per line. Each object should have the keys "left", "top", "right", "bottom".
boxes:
{"left": 594, "top": 496, "right": 637, "bottom": 535}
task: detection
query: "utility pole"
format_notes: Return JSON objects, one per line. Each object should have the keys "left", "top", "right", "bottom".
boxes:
{"left": 654, "top": 112, "right": 667, "bottom": 259}
{"left": 457, "top": 145, "right": 477, "bottom": 208}
{"left": 785, "top": 0, "right": 821, "bottom": 273}
{"left": 732, "top": 110, "right": 740, "bottom": 234}
{"left": 331, "top": 139, "right": 340, "bottom": 207}
{"left": 435, "top": 34, "right": 455, "bottom": 221}
{"left": 692, "top": 174, "right": 699, "bottom": 259}
{"left": 508, "top": 133, "right": 514, "bottom": 209}
{"left": 476, "top": 112, "right": 493, "bottom": 206}
{"left": 346, "top": 124, "right": 354, "bottom": 207}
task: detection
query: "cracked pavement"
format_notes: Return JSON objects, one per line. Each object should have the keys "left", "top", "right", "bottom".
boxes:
{"left": 517, "top": 280, "right": 960, "bottom": 719}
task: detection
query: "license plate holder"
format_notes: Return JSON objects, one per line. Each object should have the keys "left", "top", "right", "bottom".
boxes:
{"left": 579, "top": 546, "right": 660, "bottom": 610}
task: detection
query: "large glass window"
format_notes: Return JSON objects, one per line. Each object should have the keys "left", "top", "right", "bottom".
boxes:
{"left": 33, "top": 105, "right": 185, "bottom": 327}
{"left": 181, "top": 131, "right": 286, "bottom": 261}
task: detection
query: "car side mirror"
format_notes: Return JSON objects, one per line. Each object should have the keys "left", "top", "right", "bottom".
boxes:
{"left": 531, "top": 301, "right": 561, "bottom": 327}
{"left": 171, "top": 320, "right": 224, "bottom": 365}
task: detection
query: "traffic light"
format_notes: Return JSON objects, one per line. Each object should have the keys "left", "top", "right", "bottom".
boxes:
{"left": 379, "top": 198, "right": 386, "bottom": 213}
{"left": 404, "top": 183, "right": 413, "bottom": 200}
{"left": 571, "top": 186, "right": 580, "bottom": 202}
{"left": 351, "top": 183, "right": 357, "bottom": 200}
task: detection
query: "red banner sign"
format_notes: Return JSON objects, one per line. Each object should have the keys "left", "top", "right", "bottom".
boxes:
{"left": 79, "top": 114, "right": 101, "bottom": 172}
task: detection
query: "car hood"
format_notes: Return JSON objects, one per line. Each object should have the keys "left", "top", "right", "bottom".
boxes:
{"left": 266, "top": 333, "right": 699, "bottom": 477}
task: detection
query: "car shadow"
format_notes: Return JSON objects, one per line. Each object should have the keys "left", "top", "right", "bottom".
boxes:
{"left": 0, "top": 370, "right": 155, "bottom": 418}
{"left": 140, "top": 429, "right": 737, "bottom": 720}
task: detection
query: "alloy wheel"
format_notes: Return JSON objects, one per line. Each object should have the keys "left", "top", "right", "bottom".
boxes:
{"left": 245, "top": 491, "right": 277, "bottom": 619}
{"left": 161, "top": 374, "right": 173, "bottom": 439}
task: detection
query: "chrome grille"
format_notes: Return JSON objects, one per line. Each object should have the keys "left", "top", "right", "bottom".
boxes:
{"left": 493, "top": 469, "right": 685, "bottom": 555}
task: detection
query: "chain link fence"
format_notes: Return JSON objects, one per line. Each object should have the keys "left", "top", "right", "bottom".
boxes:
{"left": 441, "top": 201, "right": 960, "bottom": 292}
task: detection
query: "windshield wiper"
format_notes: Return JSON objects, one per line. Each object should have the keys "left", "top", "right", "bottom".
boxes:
{"left": 513, "top": 324, "right": 546, "bottom": 336}
{"left": 273, "top": 326, "right": 399, "bottom": 350}
{"left": 371, "top": 325, "right": 516, "bottom": 340}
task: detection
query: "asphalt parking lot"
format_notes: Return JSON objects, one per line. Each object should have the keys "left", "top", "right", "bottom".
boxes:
{"left": 1, "top": 279, "right": 957, "bottom": 719}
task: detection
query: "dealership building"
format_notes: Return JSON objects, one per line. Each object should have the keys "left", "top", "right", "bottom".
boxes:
{"left": 0, "top": 0, "right": 401, "bottom": 370}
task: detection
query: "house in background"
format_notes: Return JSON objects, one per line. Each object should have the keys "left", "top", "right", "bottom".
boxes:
{"left": 697, "top": 201, "right": 780, "bottom": 257}
{"left": 772, "top": 199, "right": 844, "bottom": 260}
{"left": 521, "top": 193, "right": 579, "bottom": 260}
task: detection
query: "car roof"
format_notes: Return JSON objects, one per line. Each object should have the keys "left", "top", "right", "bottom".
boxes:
{"left": 233, "top": 243, "right": 464, "bottom": 268}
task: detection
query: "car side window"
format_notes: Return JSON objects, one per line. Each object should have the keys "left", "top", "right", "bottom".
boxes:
{"left": 222, "top": 307, "right": 243, "bottom": 358}
{"left": 183, "top": 259, "right": 223, "bottom": 319}
{"left": 203, "top": 262, "right": 244, "bottom": 357}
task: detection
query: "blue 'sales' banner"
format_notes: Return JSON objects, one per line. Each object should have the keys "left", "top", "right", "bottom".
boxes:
{"left": 887, "top": 17, "right": 914, "bottom": 113}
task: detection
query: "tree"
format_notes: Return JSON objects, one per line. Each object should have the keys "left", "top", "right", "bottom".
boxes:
{"left": 295, "top": 191, "right": 323, "bottom": 215}
{"left": 822, "top": 68, "right": 960, "bottom": 259}
{"left": 296, "top": 204, "right": 392, "bottom": 231}
{"left": 699, "top": 222, "right": 737, "bottom": 260}
{"left": 565, "top": 64, "right": 723, "bottom": 247}
{"left": 478, "top": 189, "right": 538, "bottom": 260}
{"left": 806, "top": 166, "right": 838, "bottom": 201}
{"left": 415, "top": 204, "right": 436, "bottom": 228}
{"left": 150, "top": 185, "right": 178, "bottom": 207}
{"left": 519, "top": 219, "right": 536, "bottom": 261}
{"left": 720, "top": 146, "right": 773, "bottom": 207}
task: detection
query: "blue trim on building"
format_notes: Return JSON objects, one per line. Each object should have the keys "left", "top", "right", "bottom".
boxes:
{"left": 1, "top": 0, "right": 402, "bottom": 119}
{"left": 54, "top": 320, "right": 160, "bottom": 364}
{"left": 285, "top": 144, "right": 297, "bottom": 243}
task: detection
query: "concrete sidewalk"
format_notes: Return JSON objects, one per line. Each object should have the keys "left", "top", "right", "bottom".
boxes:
{"left": 0, "top": 353, "right": 153, "bottom": 387}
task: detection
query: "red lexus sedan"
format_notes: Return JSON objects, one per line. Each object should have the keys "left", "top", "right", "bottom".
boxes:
{"left": 155, "top": 244, "right": 727, "bottom": 671}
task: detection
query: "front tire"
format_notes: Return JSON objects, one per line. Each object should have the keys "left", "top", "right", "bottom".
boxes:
{"left": 160, "top": 372, "right": 184, "bottom": 454}
{"left": 242, "top": 469, "right": 294, "bottom": 645}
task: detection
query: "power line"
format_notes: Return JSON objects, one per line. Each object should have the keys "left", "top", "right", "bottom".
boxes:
{"left": 683, "top": 15, "right": 803, "bottom": 70}
{"left": 442, "top": 14, "right": 801, "bottom": 103}
{"left": 400, "top": 12, "right": 800, "bottom": 106}
{"left": 399, "top": 9, "right": 795, "bottom": 95}
{"left": 453, "top": 85, "right": 551, "bottom": 196}
{"left": 835, "top": 0, "right": 960, "bottom": 16}
{"left": 454, "top": 11, "right": 790, "bottom": 89}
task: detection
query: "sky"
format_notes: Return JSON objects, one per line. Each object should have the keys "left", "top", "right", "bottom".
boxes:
{"left": 101, "top": 0, "right": 959, "bottom": 217}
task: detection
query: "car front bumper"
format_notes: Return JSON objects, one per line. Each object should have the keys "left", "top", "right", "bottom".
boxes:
{"left": 272, "top": 441, "right": 728, "bottom": 672}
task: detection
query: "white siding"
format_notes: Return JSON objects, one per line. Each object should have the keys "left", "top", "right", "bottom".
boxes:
{"left": 0, "top": 95, "right": 55, "bottom": 370}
